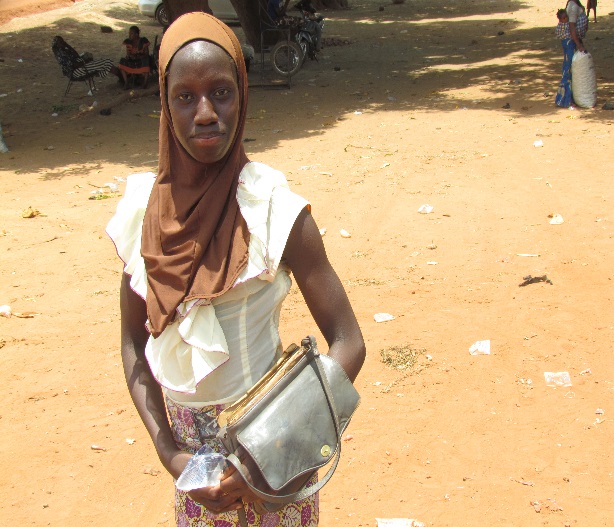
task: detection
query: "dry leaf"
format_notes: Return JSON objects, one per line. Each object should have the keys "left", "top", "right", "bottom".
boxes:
{"left": 12, "top": 311, "right": 40, "bottom": 318}
{"left": 22, "top": 206, "right": 42, "bottom": 218}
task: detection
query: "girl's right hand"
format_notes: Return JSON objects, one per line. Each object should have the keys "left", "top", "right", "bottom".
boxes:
{"left": 187, "top": 484, "right": 244, "bottom": 515}
{"left": 184, "top": 458, "right": 264, "bottom": 514}
{"left": 170, "top": 451, "right": 244, "bottom": 514}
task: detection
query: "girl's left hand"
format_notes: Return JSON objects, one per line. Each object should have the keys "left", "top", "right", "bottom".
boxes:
{"left": 218, "top": 461, "right": 263, "bottom": 502}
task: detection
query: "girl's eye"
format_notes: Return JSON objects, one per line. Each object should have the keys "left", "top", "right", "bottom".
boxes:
{"left": 214, "top": 88, "right": 231, "bottom": 97}
{"left": 177, "top": 93, "right": 193, "bottom": 102}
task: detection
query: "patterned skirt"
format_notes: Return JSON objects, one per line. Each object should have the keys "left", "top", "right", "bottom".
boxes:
{"left": 73, "top": 59, "right": 115, "bottom": 80}
{"left": 555, "top": 38, "right": 576, "bottom": 108}
{"left": 166, "top": 397, "right": 319, "bottom": 527}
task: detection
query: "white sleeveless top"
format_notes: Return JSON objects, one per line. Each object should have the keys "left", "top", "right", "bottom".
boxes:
{"left": 106, "top": 162, "right": 309, "bottom": 407}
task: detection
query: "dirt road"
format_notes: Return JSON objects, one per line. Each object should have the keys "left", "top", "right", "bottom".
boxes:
{"left": 1, "top": 0, "right": 613, "bottom": 526}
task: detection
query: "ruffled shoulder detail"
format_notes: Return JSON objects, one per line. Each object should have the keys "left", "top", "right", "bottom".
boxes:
{"left": 105, "top": 172, "right": 156, "bottom": 299}
{"left": 107, "top": 165, "right": 309, "bottom": 395}
{"left": 236, "top": 161, "right": 310, "bottom": 284}
{"left": 145, "top": 302, "right": 229, "bottom": 394}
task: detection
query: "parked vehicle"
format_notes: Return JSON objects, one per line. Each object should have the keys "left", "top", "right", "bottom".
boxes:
{"left": 271, "top": 0, "right": 324, "bottom": 77}
{"left": 292, "top": 0, "right": 323, "bottom": 62}
{"left": 137, "top": 0, "right": 239, "bottom": 26}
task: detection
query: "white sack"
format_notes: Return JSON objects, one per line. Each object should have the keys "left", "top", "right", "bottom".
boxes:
{"left": 571, "top": 51, "right": 597, "bottom": 108}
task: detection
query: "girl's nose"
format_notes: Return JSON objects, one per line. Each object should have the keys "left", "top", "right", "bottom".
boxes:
{"left": 194, "top": 96, "right": 218, "bottom": 124}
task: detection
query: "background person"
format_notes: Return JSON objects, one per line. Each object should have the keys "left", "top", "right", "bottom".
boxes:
{"left": 586, "top": 0, "right": 597, "bottom": 22}
{"left": 267, "top": 0, "right": 291, "bottom": 23}
{"left": 118, "top": 25, "right": 150, "bottom": 88}
{"left": 52, "top": 35, "right": 120, "bottom": 87}
{"left": 565, "top": 0, "right": 586, "bottom": 52}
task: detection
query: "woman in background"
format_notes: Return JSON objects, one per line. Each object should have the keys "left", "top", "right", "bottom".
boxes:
{"left": 118, "top": 25, "right": 151, "bottom": 88}
{"left": 554, "top": 0, "right": 586, "bottom": 108}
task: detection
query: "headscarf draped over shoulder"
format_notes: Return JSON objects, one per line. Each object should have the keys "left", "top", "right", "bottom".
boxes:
{"left": 141, "top": 12, "right": 250, "bottom": 338}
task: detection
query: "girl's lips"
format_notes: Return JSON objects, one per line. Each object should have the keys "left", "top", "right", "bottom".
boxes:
{"left": 192, "top": 132, "right": 224, "bottom": 139}
{"left": 191, "top": 133, "right": 224, "bottom": 145}
{"left": 192, "top": 131, "right": 224, "bottom": 140}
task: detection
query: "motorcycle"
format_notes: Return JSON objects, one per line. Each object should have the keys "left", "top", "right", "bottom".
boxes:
{"left": 271, "top": 0, "right": 324, "bottom": 77}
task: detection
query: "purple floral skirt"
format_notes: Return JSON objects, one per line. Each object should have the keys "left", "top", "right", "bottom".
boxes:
{"left": 166, "top": 397, "right": 319, "bottom": 527}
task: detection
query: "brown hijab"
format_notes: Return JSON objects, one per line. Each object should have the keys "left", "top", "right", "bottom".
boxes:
{"left": 141, "top": 13, "right": 250, "bottom": 338}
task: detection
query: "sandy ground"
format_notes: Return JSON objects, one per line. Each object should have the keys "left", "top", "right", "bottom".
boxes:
{"left": 1, "top": 0, "right": 613, "bottom": 526}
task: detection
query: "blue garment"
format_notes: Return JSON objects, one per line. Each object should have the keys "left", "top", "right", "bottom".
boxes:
{"left": 555, "top": 38, "right": 576, "bottom": 108}
{"left": 267, "top": 0, "right": 282, "bottom": 21}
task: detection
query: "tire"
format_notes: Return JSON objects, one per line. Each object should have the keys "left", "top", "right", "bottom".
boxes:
{"left": 271, "top": 41, "right": 303, "bottom": 77}
{"left": 297, "top": 37, "right": 308, "bottom": 66}
{"left": 155, "top": 4, "right": 169, "bottom": 27}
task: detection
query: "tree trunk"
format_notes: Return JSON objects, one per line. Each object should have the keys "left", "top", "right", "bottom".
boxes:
{"left": 161, "top": 0, "right": 350, "bottom": 51}
{"left": 229, "top": 0, "right": 265, "bottom": 51}
{"left": 162, "top": 0, "right": 213, "bottom": 25}
{"left": 311, "top": 0, "right": 348, "bottom": 8}
{"left": 162, "top": 0, "right": 262, "bottom": 50}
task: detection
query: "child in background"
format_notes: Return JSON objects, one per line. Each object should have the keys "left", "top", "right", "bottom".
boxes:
{"left": 586, "top": 0, "right": 597, "bottom": 22}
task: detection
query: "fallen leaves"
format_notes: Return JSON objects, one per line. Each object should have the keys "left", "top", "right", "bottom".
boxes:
{"left": 530, "top": 498, "right": 563, "bottom": 513}
{"left": 11, "top": 311, "right": 39, "bottom": 318}
{"left": 0, "top": 305, "right": 40, "bottom": 318}
{"left": 511, "top": 477, "right": 535, "bottom": 486}
{"left": 22, "top": 206, "right": 45, "bottom": 218}
{"left": 89, "top": 182, "right": 121, "bottom": 200}
{"left": 380, "top": 345, "right": 425, "bottom": 370}
{"left": 519, "top": 275, "right": 553, "bottom": 287}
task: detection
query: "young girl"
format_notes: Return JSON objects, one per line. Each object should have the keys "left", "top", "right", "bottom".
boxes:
{"left": 106, "top": 12, "right": 365, "bottom": 527}
{"left": 586, "top": 0, "right": 597, "bottom": 22}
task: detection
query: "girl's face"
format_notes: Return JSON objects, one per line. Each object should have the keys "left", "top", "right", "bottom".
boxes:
{"left": 167, "top": 41, "right": 240, "bottom": 165}
{"left": 558, "top": 12, "right": 569, "bottom": 22}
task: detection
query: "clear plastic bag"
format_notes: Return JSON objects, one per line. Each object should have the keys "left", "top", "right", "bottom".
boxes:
{"left": 175, "top": 446, "right": 225, "bottom": 491}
